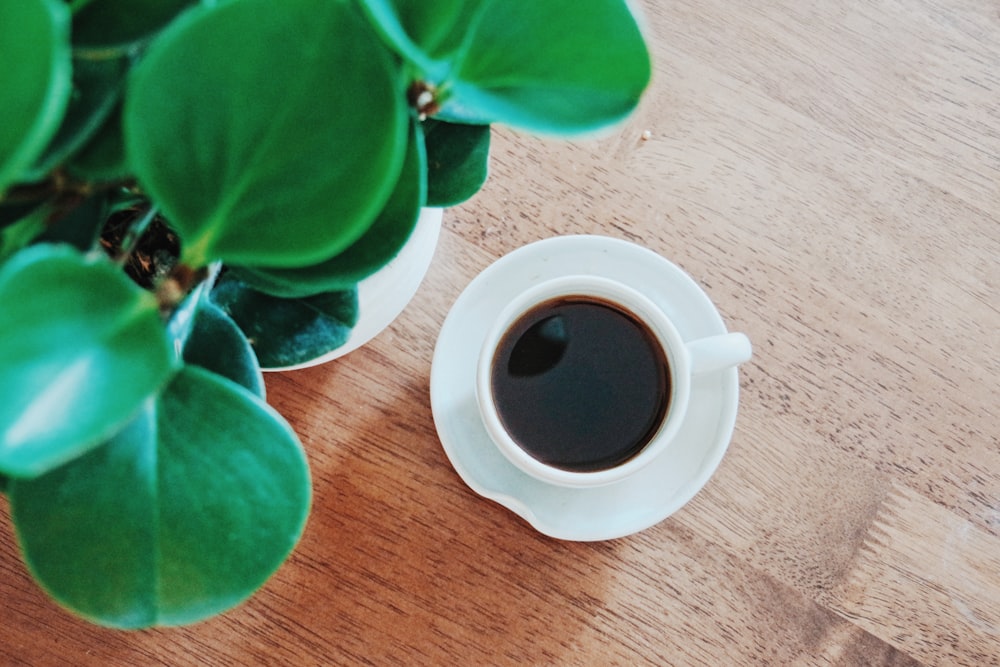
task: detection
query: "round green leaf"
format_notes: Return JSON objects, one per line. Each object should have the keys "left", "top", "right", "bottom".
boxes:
{"left": 9, "top": 366, "right": 311, "bottom": 628}
{"left": 71, "top": 0, "right": 197, "bottom": 51}
{"left": 0, "top": 245, "right": 177, "bottom": 478}
{"left": 182, "top": 299, "right": 265, "bottom": 399}
{"left": 212, "top": 277, "right": 358, "bottom": 369}
{"left": 424, "top": 119, "right": 490, "bottom": 207}
{"left": 125, "top": 0, "right": 409, "bottom": 268}
{"left": 0, "top": 0, "right": 72, "bottom": 194}
{"left": 10, "top": 408, "right": 159, "bottom": 627}
{"left": 231, "top": 117, "right": 427, "bottom": 298}
{"left": 360, "top": 0, "right": 651, "bottom": 135}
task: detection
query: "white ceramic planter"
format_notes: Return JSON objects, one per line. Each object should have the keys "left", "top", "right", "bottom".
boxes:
{"left": 266, "top": 207, "right": 444, "bottom": 371}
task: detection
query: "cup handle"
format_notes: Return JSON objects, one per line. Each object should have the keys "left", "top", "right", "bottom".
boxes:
{"left": 686, "top": 332, "right": 752, "bottom": 376}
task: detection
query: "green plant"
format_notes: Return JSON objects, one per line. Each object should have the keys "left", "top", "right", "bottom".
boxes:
{"left": 0, "top": 0, "right": 650, "bottom": 628}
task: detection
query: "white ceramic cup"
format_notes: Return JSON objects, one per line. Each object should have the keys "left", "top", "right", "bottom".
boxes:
{"left": 476, "top": 275, "right": 752, "bottom": 488}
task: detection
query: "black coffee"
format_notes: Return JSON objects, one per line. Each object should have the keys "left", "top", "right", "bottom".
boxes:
{"left": 490, "top": 296, "right": 670, "bottom": 472}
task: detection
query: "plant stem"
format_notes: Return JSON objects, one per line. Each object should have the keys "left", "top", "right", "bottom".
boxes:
{"left": 202, "top": 260, "right": 223, "bottom": 293}
{"left": 156, "top": 262, "right": 210, "bottom": 318}
{"left": 115, "top": 205, "right": 159, "bottom": 265}
{"left": 0, "top": 180, "right": 58, "bottom": 206}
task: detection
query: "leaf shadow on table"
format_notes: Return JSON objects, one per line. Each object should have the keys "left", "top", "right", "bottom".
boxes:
{"left": 0, "top": 376, "right": 613, "bottom": 666}
{"left": 275, "top": 386, "right": 624, "bottom": 664}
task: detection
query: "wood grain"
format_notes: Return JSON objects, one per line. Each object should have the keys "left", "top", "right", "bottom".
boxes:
{"left": 829, "top": 484, "right": 1000, "bottom": 664}
{"left": 3, "top": 0, "right": 999, "bottom": 664}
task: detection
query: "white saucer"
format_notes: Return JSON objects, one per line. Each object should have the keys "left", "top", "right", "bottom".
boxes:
{"left": 429, "top": 235, "right": 741, "bottom": 541}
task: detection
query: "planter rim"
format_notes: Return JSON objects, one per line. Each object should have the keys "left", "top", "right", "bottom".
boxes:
{"left": 263, "top": 206, "right": 444, "bottom": 371}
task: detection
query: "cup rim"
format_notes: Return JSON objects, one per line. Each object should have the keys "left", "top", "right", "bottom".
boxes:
{"left": 475, "top": 275, "right": 692, "bottom": 488}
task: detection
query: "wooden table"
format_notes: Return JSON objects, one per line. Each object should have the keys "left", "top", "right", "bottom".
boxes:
{"left": 4, "top": 0, "right": 999, "bottom": 664}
